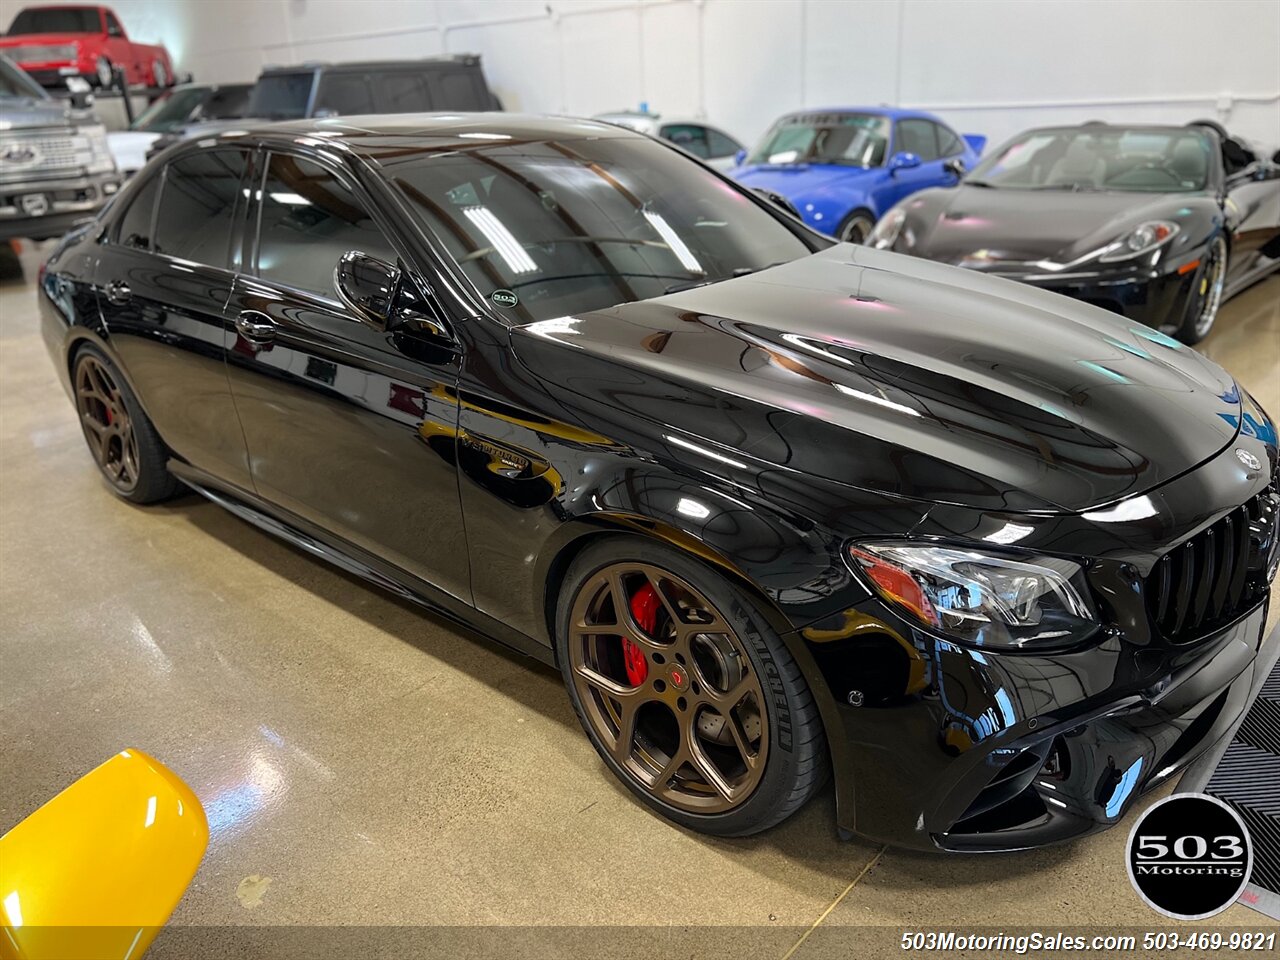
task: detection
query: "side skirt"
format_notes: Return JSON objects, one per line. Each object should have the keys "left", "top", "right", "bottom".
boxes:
{"left": 168, "top": 460, "right": 557, "bottom": 668}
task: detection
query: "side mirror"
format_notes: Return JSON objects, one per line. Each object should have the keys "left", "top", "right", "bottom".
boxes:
{"left": 335, "top": 250, "right": 399, "bottom": 330}
{"left": 889, "top": 151, "right": 922, "bottom": 175}
{"left": 943, "top": 158, "right": 966, "bottom": 181}
{"left": 65, "top": 75, "right": 94, "bottom": 111}
{"left": 733, "top": 148, "right": 747, "bottom": 167}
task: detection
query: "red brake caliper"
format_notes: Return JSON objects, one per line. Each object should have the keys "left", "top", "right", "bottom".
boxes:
{"left": 622, "top": 583, "right": 659, "bottom": 686}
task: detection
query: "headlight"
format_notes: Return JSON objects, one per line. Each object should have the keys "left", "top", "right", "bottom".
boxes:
{"left": 1098, "top": 220, "right": 1179, "bottom": 263}
{"left": 80, "top": 123, "right": 117, "bottom": 175}
{"left": 848, "top": 541, "right": 1099, "bottom": 649}
{"left": 867, "top": 207, "right": 906, "bottom": 250}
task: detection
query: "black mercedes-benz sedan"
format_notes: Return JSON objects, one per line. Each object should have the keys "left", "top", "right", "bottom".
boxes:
{"left": 867, "top": 122, "right": 1280, "bottom": 344}
{"left": 38, "top": 114, "right": 1279, "bottom": 852}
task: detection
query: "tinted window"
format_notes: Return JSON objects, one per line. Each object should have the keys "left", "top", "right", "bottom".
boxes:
{"left": 153, "top": 150, "right": 246, "bottom": 266}
{"left": 247, "top": 72, "right": 313, "bottom": 120}
{"left": 433, "top": 70, "right": 485, "bottom": 110}
{"left": 204, "top": 85, "right": 251, "bottom": 119}
{"left": 389, "top": 137, "right": 812, "bottom": 323}
{"left": 315, "top": 73, "right": 374, "bottom": 115}
{"left": 376, "top": 72, "right": 431, "bottom": 112}
{"left": 896, "top": 119, "right": 940, "bottom": 161}
{"left": 115, "top": 174, "right": 161, "bottom": 250}
{"left": 256, "top": 153, "right": 397, "bottom": 298}
{"left": 105, "top": 12, "right": 122, "bottom": 36}
{"left": 706, "top": 128, "right": 742, "bottom": 159}
{"left": 131, "top": 87, "right": 207, "bottom": 133}
{"left": 8, "top": 7, "right": 100, "bottom": 33}
{"left": 661, "top": 124, "right": 710, "bottom": 159}
{"left": 937, "top": 125, "right": 964, "bottom": 158}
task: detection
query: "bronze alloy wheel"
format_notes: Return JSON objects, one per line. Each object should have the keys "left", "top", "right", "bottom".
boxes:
{"left": 75, "top": 354, "right": 140, "bottom": 493}
{"left": 567, "top": 562, "right": 769, "bottom": 813}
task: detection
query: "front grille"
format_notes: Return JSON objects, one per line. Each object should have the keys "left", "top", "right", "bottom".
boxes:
{"left": 1146, "top": 485, "right": 1279, "bottom": 642}
{"left": 11, "top": 44, "right": 77, "bottom": 63}
{"left": 0, "top": 132, "right": 98, "bottom": 183}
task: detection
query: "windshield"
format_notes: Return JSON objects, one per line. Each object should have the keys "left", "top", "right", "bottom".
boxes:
{"left": 130, "top": 85, "right": 251, "bottom": 131}
{"left": 388, "top": 135, "right": 813, "bottom": 323}
{"left": 131, "top": 88, "right": 207, "bottom": 132}
{"left": 967, "top": 127, "right": 1213, "bottom": 193}
{"left": 8, "top": 7, "right": 100, "bottom": 33}
{"left": 746, "top": 113, "right": 889, "bottom": 167}
{"left": 0, "top": 56, "right": 48, "bottom": 98}
{"left": 247, "top": 73, "right": 313, "bottom": 120}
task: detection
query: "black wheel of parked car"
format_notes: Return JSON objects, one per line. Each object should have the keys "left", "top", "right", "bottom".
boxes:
{"left": 73, "top": 347, "right": 178, "bottom": 503}
{"left": 94, "top": 57, "right": 114, "bottom": 89}
{"left": 1177, "top": 235, "right": 1228, "bottom": 344}
{"left": 556, "top": 537, "right": 829, "bottom": 835}
{"left": 837, "top": 209, "right": 876, "bottom": 245}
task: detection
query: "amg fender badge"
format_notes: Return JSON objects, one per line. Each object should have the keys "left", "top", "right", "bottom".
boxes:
{"left": 1235, "top": 449, "right": 1261, "bottom": 471}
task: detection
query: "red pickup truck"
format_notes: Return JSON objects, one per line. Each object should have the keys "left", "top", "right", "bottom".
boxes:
{"left": 0, "top": 5, "right": 175, "bottom": 90}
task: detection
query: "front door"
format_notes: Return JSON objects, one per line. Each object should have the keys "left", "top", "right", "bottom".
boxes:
{"left": 222, "top": 150, "right": 470, "bottom": 601}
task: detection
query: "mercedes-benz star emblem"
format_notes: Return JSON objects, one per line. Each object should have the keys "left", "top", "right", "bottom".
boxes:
{"left": 1235, "top": 449, "right": 1261, "bottom": 471}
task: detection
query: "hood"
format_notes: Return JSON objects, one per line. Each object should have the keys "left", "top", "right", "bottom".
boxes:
{"left": 907, "top": 185, "right": 1206, "bottom": 265}
{"left": 0, "top": 97, "right": 73, "bottom": 130}
{"left": 732, "top": 163, "right": 875, "bottom": 197}
{"left": 511, "top": 245, "right": 1240, "bottom": 514}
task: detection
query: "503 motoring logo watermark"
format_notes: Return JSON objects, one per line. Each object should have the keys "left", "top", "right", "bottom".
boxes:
{"left": 1126, "top": 793, "right": 1253, "bottom": 920}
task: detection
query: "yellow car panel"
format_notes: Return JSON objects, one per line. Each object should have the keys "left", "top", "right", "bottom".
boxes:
{"left": 0, "top": 749, "right": 207, "bottom": 960}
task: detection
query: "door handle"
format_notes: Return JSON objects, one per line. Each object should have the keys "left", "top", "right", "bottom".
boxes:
{"left": 235, "top": 310, "right": 276, "bottom": 343}
{"left": 104, "top": 280, "right": 131, "bottom": 305}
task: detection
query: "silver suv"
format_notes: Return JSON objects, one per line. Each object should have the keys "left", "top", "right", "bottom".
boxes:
{"left": 0, "top": 55, "right": 120, "bottom": 241}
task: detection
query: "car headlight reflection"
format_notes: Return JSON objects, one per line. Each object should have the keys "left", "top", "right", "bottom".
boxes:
{"left": 848, "top": 541, "right": 1099, "bottom": 649}
{"left": 1098, "top": 220, "right": 1179, "bottom": 263}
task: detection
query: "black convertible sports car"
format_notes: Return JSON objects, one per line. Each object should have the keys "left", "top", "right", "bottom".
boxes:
{"left": 39, "top": 114, "right": 1280, "bottom": 852}
{"left": 867, "top": 121, "right": 1280, "bottom": 343}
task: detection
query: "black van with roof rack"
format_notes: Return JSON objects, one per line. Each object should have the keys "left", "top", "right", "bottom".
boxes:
{"left": 249, "top": 54, "right": 501, "bottom": 120}
{"left": 146, "top": 54, "right": 501, "bottom": 161}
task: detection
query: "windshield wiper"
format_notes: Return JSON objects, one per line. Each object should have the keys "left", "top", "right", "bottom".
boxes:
{"left": 663, "top": 261, "right": 790, "bottom": 295}
{"left": 1032, "top": 183, "right": 1104, "bottom": 192}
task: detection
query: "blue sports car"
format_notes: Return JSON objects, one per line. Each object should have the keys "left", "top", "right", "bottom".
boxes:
{"left": 731, "top": 107, "right": 985, "bottom": 243}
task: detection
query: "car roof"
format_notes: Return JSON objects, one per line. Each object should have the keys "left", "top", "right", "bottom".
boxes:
{"left": 214, "top": 113, "right": 642, "bottom": 164}
{"left": 260, "top": 55, "right": 482, "bottom": 75}
{"left": 784, "top": 106, "right": 937, "bottom": 121}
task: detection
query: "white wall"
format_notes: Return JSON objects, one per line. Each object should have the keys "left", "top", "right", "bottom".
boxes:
{"left": 3, "top": 0, "right": 1277, "bottom": 151}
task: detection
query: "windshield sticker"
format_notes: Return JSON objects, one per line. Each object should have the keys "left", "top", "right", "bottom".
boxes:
{"left": 491, "top": 289, "right": 519, "bottom": 308}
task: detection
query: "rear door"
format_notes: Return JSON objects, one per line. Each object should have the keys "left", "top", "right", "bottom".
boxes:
{"left": 223, "top": 148, "right": 470, "bottom": 599}
{"left": 93, "top": 146, "right": 253, "bottom": 488}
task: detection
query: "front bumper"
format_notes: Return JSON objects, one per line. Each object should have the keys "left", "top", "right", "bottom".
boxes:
{"left": 816, "top": 596, "right": 1272, "bottom": 853}
{"left": 966, "top": 264, "right": 1198, "bottom": 333}
{"left": 16, "top": 57, "right": 100, "bottom": 89}
{"left": 0, "top": 171, "right": 120, "bottom": 241}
